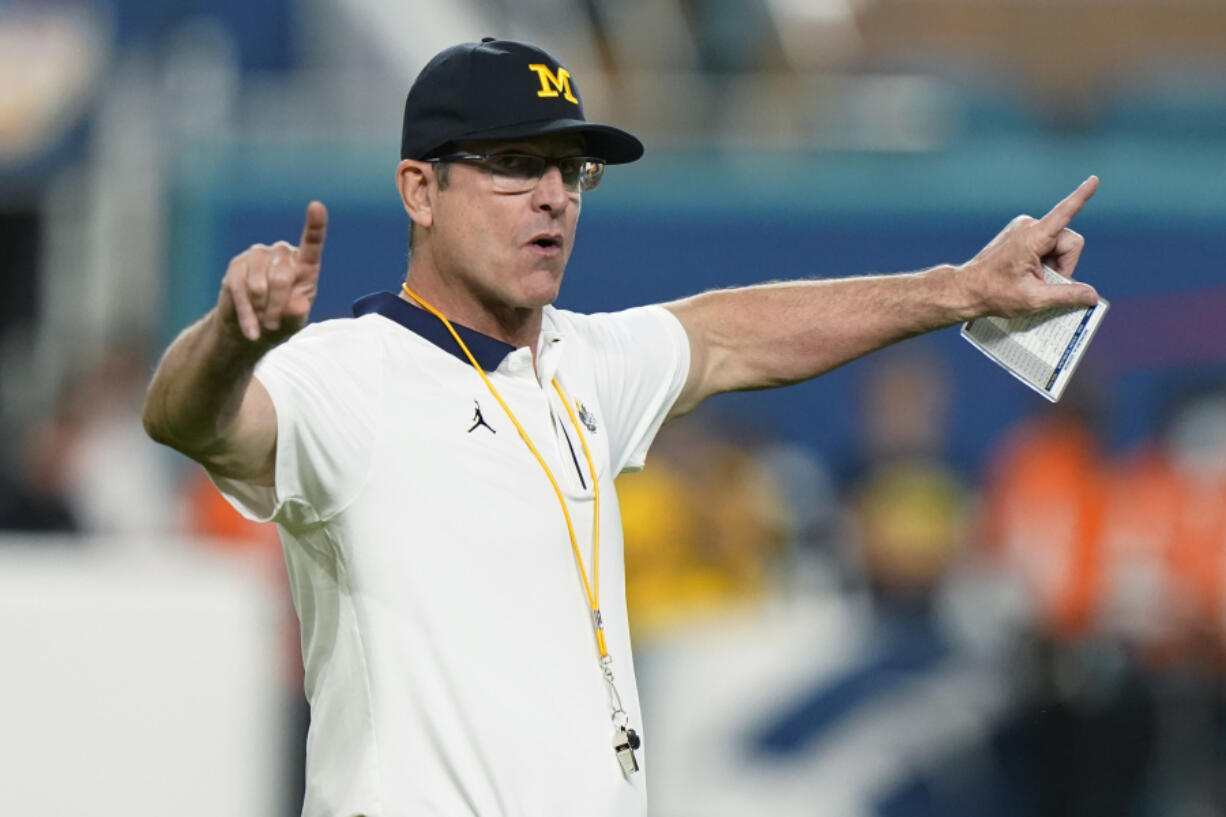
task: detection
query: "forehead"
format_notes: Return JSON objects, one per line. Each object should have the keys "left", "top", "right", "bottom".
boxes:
{"left": 458, "top": 132, "right": 588, "bottom": 156}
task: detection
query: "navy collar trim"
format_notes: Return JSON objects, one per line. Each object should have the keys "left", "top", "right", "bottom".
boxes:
{"left": 352, "top": 291, "right": 517, "bottom": 371}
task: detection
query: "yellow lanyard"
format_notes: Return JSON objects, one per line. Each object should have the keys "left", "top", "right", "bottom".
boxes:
{"left": 401, "top": 283, "right": 643, "bottom": 774}
{"left": 400, "top": 284, "right": 609, "bottom": 659}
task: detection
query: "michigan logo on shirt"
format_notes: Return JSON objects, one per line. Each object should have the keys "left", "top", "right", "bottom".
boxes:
{"left": 577, "top": 400, "right": 598, "bottom": 434}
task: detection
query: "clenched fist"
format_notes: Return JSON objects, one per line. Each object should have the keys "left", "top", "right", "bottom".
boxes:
{"left": 218, "top": 201, "right": 328, "bottom": 345}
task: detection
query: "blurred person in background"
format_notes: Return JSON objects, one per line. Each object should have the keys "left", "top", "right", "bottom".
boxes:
{"left": 141, "top": 36, "right": 1103, "bottom": 817}
{"left": 0, "top": 391, "right": 80, "bottom": 532}
{"left": 846, "top": 345, "right": 968, "bottom": 623}
{"left": 985, "top": 380, "right": 1226, "bottom": 817}
{"left": 757, "top": 348, "right": 990, "bottom": 815}
{"left": 619, "top": 414, "right": 789, "bottom": 640}
{"left": 57, "top": 341, "right": 178, "bottom": 536}
{"left": 981, "top": 383, "right": 1111, "bottom": 644}
{"left": 1105, "top": 385, "right": 1226, "bottom": 666}
{"left": 643, "top": 349, "right": 1011, "bottom": 817}
{"left": 980, "top": 381, "right": 1155, "bottom": 817}
{"left": 1099, "top": 383, "right": 1226, "bottom": 816}
{"left": 0, "top": 340, "right": 176, "bottom": 536}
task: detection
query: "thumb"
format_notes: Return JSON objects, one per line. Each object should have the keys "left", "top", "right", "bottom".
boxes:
{"left": 1032, "top": 280, "right": 1099, "bottom": 311}
{"left": 297, "top": 201, "right": 328, "bottom": 270}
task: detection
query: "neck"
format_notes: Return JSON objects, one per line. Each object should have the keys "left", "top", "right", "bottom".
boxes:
{"left": 401, "top": 268, "right": 544, "bottom": 354}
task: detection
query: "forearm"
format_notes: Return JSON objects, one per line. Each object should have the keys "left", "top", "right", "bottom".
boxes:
{"left": 143, "top": 203, "right": 324, "bottom": 484}
{"left": 666, "top": 173, "right": 1102, "bottom": 416}
{"left": 142, "top": 309, "right": 263, "bottom": 459}
{"left": 669, "top": 264, "right": 975, "bottom": 400}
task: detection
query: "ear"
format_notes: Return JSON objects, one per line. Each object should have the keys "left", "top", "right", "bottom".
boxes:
{"left": 396, "top": 159, "right": 434, "bottom": 230}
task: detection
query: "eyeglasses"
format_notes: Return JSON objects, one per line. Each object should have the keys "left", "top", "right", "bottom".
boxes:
{"left": 429, "top": 153, "right": 606, "bottom": 193}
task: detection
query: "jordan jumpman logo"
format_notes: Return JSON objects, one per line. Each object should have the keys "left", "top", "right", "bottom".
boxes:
{"left": 468, "top": 400, "right": 495, "bottom": 434}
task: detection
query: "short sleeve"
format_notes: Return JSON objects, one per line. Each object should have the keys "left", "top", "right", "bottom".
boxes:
{"left": 570, "top": 305, "right": 691, "bottom": 474}
{"left": 209, "top": 320, "right": 382, "bottom": 530}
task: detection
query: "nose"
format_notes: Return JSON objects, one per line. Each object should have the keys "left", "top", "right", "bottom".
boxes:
{"left": 532, "top": 164, "right": 572, "bottom": 213}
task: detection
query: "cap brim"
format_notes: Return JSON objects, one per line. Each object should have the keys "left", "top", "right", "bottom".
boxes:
{"left": 434, "top": 118, "right": 644, "bottom": 164}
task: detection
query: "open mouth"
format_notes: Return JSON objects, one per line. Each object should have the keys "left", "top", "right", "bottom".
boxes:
{"left": 529, "top": 234, "right": 562, "bottom": 250}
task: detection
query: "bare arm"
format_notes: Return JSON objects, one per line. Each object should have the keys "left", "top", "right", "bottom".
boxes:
{"left": 665, "top": 176, "right": 1100, "bottom": 418}
{"left": 142, "top": 202, "right": 329, "bottom": 484}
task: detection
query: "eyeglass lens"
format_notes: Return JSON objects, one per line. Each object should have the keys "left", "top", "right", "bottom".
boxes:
{"left": 482, "top": 155, "right": 604, "bottom": 192}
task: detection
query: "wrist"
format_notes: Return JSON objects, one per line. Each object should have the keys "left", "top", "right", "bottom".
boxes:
{"left": 210, "top": 308, "right": 275, "bottom": 363}
{"left": 928, "top": 262, "right": 982, "bottom": 324}
{"left": 205, "top": 309, "right": 270, "bottom": 376}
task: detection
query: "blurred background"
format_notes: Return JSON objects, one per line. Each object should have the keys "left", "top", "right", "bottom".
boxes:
{"left": 3, "top": 0, "right": 1226, "bottom": 815}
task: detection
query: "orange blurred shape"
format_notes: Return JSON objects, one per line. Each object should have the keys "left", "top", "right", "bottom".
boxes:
{"left": 1106, "top": 447, "right": 1226, "bottom": 665}
{"left": 184, "top": 469, "right": 281, "bottom": 554}
{"left": 983, "top": 415, "right": 1108, "bottom": 641}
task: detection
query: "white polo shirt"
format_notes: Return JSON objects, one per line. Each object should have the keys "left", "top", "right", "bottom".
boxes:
{"left": 214, "top": 292, "right": 691, "bottom": 817}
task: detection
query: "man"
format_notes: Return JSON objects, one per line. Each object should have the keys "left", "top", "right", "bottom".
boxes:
{"left": 143, "top": 38, "right": 1099, "bottom": 817}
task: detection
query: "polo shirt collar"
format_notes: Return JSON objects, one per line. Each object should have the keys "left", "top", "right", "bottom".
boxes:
{"left": 536, "top": 322, "right": 566, "bottom": 384}
{"left": 352, "top": 291, "right": 516, "bottom": 371}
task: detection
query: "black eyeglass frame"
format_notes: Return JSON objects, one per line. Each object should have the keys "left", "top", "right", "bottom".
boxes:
{"left": 426, "top": 152, "right": 607, "bottom": 193}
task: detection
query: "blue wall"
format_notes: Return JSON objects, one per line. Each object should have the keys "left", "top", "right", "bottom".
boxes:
{"left": 166, "top": 135, "right": 1226, "bottom": 475}
{"left": 109, "top": 0, "right": 297, "bottom": 70}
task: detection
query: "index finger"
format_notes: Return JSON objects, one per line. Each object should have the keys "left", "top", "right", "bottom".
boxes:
{"left": 1037, "top": 175, "right": 1099, "bottom": 237}
{"left": 297, "top": 200, "right": 328, "bottom": 268}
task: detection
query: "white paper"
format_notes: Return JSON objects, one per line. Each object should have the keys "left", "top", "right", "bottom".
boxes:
{"left": 961, "top": 266, "right": 1108, "bottom": 402}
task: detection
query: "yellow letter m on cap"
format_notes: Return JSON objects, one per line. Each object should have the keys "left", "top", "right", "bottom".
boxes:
{"left": 528, "top": 63, "right": 578, "bottom": 104}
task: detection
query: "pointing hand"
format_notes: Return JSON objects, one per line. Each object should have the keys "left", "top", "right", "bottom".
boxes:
{"left": 218, "top": 201, "right": 328, "bottom": 345}
{"left": 959, "top": 177, "right": 1100, "bottom": 318}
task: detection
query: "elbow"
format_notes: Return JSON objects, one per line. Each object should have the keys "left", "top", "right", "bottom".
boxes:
{"left": 141, "top": 387, "right": 184, "bottom": 451}
{"left": 140, "top": 387, "right": 228, "bottom": 466}
{"left": 141, "top": 394, "right": 170, "bottom": 447}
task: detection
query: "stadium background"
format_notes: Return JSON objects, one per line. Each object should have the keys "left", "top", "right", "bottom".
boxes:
{"left": 3, "top": 1, "right": 1226, "bottom": 815}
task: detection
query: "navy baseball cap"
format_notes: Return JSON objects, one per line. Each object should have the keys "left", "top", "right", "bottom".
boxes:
{"left": 400, "top": 38, "right": 644, "bottom": 164}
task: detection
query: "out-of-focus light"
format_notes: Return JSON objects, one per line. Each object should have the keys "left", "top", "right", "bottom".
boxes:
{"left": 0, "top": 7, "right": 108, "bottom": 165}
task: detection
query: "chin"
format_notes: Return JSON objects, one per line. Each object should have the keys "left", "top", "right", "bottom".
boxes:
{"left": 516, "top": 270, "right": 565, "bottom": 308}
{"left": 519, "top": 288, "right": 561, "bottom": 309}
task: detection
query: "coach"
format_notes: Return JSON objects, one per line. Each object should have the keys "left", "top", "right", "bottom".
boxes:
{"left": 143, "top": 37, "right": 1099, "bottom": 817}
